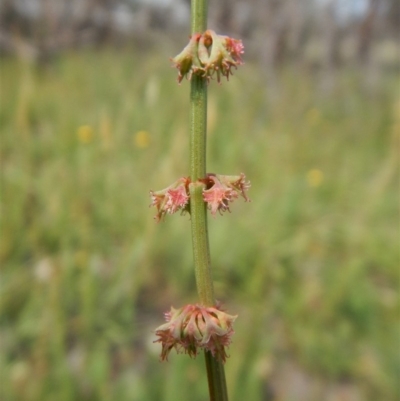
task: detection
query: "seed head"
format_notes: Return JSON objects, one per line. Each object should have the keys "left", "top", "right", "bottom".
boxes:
{"left": 150, "top": 177, "right": 190, "bottom": 222}
{"left": 171, "top": 30, "right": 244, "bottom": 83}
{"left": 154, "top": 304, "right": 237, "bottom": 363}
{"left": 202, "top": 173, "right": 250, "bottom": 216}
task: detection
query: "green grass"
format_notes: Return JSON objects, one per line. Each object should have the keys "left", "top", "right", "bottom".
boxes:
{"left": 1, "top": 48, "right": 399, "bottom": 401}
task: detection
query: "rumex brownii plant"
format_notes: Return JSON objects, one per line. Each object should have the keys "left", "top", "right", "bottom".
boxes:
{"left": 150, "top": 1, "right": 249, "bottom": 399}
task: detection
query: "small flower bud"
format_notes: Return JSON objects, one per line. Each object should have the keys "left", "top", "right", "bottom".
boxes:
{"left": 154, "top": 304, "right": 237, "bottom": 363}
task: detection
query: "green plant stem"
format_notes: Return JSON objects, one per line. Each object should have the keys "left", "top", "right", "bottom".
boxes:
{"left": 189, "top": 180, "right": 213, "bottom": 305}
{"left": 191, "top": 0, "right": 208, "bottom": 33}
{"left": 189, "top": 1, "right": 229, "bottom": 400}
{"left": 189, "top": 1, "right": 213, "bottom": 308}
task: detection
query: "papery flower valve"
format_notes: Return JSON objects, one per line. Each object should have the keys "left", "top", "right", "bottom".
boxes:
{"left": 202, "top": 173, "right": 250, "bottom": 216}
{"left": 171, "top": 30, "right": 244, "bottom": 83}
{"left": 150, "top": 177, "right": 190, "bottom": 222}
{"left": 154, "top": 303, "right": 237, "bottom": 363}
{"left": 199, "top": 30, "right": 244, "bottom": 82}
{"left": 171, "top": 33, "right": 202, "bottom": 83}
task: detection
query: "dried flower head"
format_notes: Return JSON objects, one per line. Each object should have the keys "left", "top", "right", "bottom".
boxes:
{"left": 154, "top": 304, "right": 237, "bottom": 362}
{"left": 217, "top": 173, "right": 251, "bottom": 202}
{"left": 200, "top": 30, "right": 244, "bottom": 82}
{"left": 171, "top": 30, "right": 244, "bottom": 83}
{"left": 150, "top": 177, "right": 190, "bottom": 222}
{"left": 171, "top": 33, "right": 202, "bottom": 83}
{"left": 202, "top": 173, "right": 250, "bottom": 216}
{"left": 202, "top": 175, "right": 238, "bottom": 215}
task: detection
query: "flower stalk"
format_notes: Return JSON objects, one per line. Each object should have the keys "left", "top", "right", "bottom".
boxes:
{"left": 151, "top": 0, "right": 248, "bottom": 400}
{"left": 189, "top": 1, "right": 229, "bottom": 400}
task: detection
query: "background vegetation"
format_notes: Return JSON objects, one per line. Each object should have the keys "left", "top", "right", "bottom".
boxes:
{"left": 1, "top": 35, "right": 399, "bottom": 401}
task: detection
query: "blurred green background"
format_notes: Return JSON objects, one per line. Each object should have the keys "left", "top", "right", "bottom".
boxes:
{"left": 1, "top": 1, "right": 399, "bottom": 400}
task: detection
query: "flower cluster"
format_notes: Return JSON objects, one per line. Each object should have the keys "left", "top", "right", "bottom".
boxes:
{"left": 154, "top": 303, "right": 237, "bottom": 362}
{"left": 172, "top": 30, "right": 244, "bottom": 83}
{"left": 150, "top": 177, "right": 190, "bottom": 222}
{"left": 150, "top": 174, "right": 250, "bottom": 220}
{"left": 202, "top": 173, "right": 251, "bottom": 216}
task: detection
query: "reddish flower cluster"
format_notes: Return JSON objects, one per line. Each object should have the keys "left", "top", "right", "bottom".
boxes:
{"left": 172, "top": 30, "right": 244, "bottom": 83}
{"left": 154, "top": 304, "right": 237, "bottom": 362}
{"left": 150, "top": 177, "right": 190, "bottom": 222}
{"left": 203, "top": 173, "right": 251, "bottom": 216}
{"left": 150, "top": 174, "right": 250, "bottom": 220}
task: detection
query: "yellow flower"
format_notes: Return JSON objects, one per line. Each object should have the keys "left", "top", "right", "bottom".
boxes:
{"left": 134, "top": 130, "right": 150, "bottom": 148}
{"left": 77, "top": 125, "right": 94, "bottom": 144}
{"left": 307, "top": 169, "right": 324, "bottom": 187}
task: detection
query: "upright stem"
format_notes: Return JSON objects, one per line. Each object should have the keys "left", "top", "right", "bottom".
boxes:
{"left": 190, "top": 0, "right": 213, "bottom": 310}
{"left": 189, "top": 1, "right": 229, "bottom": 400}
{"left": 191, "top": 0, "right": 208, "bottom": 34}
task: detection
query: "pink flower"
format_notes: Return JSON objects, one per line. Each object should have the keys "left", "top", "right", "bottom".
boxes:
{"left": 150, "top": 177, "right": 190, "bottom": 222}
{"left": 202, "top": 175, "right": 238, "bottom": 215}
{"left": 202, "top": 173, "right": 250, "bottom": 216}
{"left": 223, "top": 36, "right": 244, "bottom": 64}
{"left": 150, "top": 174, "right": 249, "bottom": 220}
{"left": 154, "top": 304, "right": 237, "bottom": 363}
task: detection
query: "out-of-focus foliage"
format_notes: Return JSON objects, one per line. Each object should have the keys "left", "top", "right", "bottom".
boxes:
{"left": 1, "top": 0, "right": 399, "bottom": 75}
{"left": 0, "top": 46, "right": 398, "bottom": 401}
